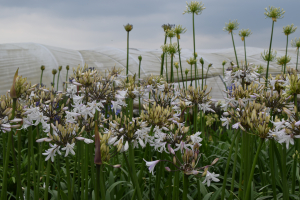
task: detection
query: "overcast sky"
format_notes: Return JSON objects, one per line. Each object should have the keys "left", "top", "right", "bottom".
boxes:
{"left": 0, "top": 0, "right": 299, "bottom": 50}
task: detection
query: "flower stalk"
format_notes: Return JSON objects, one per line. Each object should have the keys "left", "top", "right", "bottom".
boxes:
{"left": 244, "top": 138, "right": 264, "bottom": 200}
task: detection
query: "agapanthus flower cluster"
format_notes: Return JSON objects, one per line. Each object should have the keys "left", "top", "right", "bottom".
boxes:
{"left": 178, "top": 85, "right": 214, "bottom": 113}
{"left": 38, "top": 121, "right": 89, "bottom": 161}
{"left": 221, "top": 83, "right": 264, "bottom": 111}
{"left": 107, "top": 113, "right": 150, "bottom": 152}
{"left": 223, "top": 100, "right": 270, "bottom": 138}
{"left": 0, "top": 94, "right": 23, "bottom": 132}
{"left": 223, "top": 63, "right": 261, "bottom": 87}
{"left": 255, "top": 89, "right": 293, "bottom": 116}
{"left": 150, "top": 123, "right": 190, "bottom": 153}
{"left": 144, "top": 138, "right": 219, "bottom": 186}
{"left": 269, "top": 107, "right": 300, "bottom": 149}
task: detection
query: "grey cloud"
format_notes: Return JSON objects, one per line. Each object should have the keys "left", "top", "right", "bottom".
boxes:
{"left": 0, "top": 0, "right": 298, "bottom": 50}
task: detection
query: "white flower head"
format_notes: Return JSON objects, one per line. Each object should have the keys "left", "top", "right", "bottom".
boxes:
{"left": 202, "top": 171, "right": 220, "bottom": 187}
{"left": 143, "top": 159, "right": 160, "bottom": 175}
{"left": 61, "top": 143, "right": 76, "bottom": 157}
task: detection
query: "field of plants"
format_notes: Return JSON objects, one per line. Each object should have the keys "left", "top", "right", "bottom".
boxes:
{"left": 1, "top": 1, "right": 300, "bottom": 200}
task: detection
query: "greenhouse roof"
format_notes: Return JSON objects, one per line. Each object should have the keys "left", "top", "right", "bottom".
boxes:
{"left": 0, "top": 43, "right": 298, "bottom": 99}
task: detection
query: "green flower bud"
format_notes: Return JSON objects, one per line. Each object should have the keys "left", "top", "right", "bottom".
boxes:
{"left": 124, "top": 23, "right": 133, "bottom": 32}
{"left": 138, "top": 55, "right": 142, "bottom": 61}
{"left": 199, "top": 57, "right": 204, "bottom": 65}
{"left": 185, "top": 69, "right": 189, "bottom": 75}
{"left": 222, "top": 60, "right": 227, "bottom": 66}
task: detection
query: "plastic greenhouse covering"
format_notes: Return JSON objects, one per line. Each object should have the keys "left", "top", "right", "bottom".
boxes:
{"left": 0, "top": 42, "right": 298, "bottom": 99}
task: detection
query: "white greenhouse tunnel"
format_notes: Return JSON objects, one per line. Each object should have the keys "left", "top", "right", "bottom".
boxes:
{"left": 0, "top": 42, "right": 298, "bottom": 99}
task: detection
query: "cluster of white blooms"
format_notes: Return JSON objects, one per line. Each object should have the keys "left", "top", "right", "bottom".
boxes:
{"left": 269, "top": 118, "right": 300, "bottom": 149}
{"left": 148, "top": 125, "right": 202, "bottom": 154}
{"left": 22, "top": 107, "right": 50, "bottom": 131}
{"left": 106, "top": 116, "right": 151, "bottom": 152}
{"left": 223, "top": 63, "right": 261, "bottom": 87}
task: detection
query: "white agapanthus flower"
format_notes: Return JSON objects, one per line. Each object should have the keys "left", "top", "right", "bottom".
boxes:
{"left": 202, "top": 171, "right": 220, "bottom": 186}
{"left": 42, "top": 144, "right": 61, "bottom": 162}
{"left": 61, "top": 143, "right": 75, "bottom": 157}
{"left": 199, "top": 102, "right": 215, "bottom": 113}
{"left": 143, "top": 159, "right": 160, "bottom": 175}
{"left": 220, "top": 116, "right": 230, "bottom": 129}
{"left": 115, "top": 90, "right": 127, "bottom": 100}
{"left": 87, "top": 100, "right": 104, "bottom": 114}
{"left": 66, "top": 84, "right": 77, "bottom": 98}
{"left": 190, "top": 132, "right": 203, "bottom": 147}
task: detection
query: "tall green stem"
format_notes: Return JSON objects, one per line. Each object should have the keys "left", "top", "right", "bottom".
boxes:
{"left": 183, "top": 174, "right": 189, "bottom": 200}
{"left": 52, "top": 74, "right": 56, "bottom": 88}
{"left": 244, "top": 39, "right": 247, "bottom": 68}
{"left": 190, "top": 64, "right": 193, "bottom": 86}
{"left": 192, "top": 12, "right": 198, "bottom": 89}
{"left": 229, "top": 132, "right": 240, "bottom": 200}
{"left": 84, "top": 145, "right": 89, "bottom": 200}
{"left": 165, "top": 53, "right": 169, "bottom": 82}
{"left": 128, "top": 145, "right": 143, "bottom": 200}
{"left": 45, "top": 120, "right": 54, "bottom": 200}
{"left": 221, "top": 131, "right": 238, "bottom": 200}
{"left": 66, "top": 70, "right": 69, "bottom": 91}
{"left": 244, "top": 138, "right": 264, "bottom": 200}
{"left": 296, "top": 48, "right": 299, "bottom": 71}
{"left": 171, "top": 54, "right": 174, "bottom": 83}
{"left": 205, "top": 66, "right": 209, "bottom": 85}
{"left": 238, "top": 131, "right": 244, "bottom": 199}
{"left": 186, "top": 73, "right": 188, "bottom": 90}
{"left": 231, "top": 31, "right": 239, "bottom": 67}
{"left": 57, "top": 70, "right": 60, "bottom": 91}
{"left": 265, "top": 21, "right": 275, "bottom": 87}
{"left": 201, "top": 61, "right": 204, "bottom": 89}
{"left": 37, "top": 125, "right": 42, "bottom": 197}
{"left": 177, "top": 38, "right": 185, "bottom": 88}
{"left": 66, "top": 157, "right": 71, "bottom": 200}
{"left": 194, "top": 64, "right": 197, "bottom": 88}
{"left": 269, "top": 140, "right": 277, "bottom": 199}
{"left": 40, "top": 70, "right": 44, "bottom": 85}
{"left": 176, "top": 68, "right": 180, "bottom": 89}
{"left": 284, "top": 35, "right": 289, "bottom": 74}
{"left": 70, "top": 143, "right": 78, "bottom": 200}
{"left": 126, "top": 31, "right": 129, "bottom": 82}
{"left": 7, "top": 98, "right": 23, "bottom": 200}
{"left": 44, "top": 160, "right": 51, "bottom": 200}
{"left": 26, "top": 126, "right": 32, "bottom": 200}
{"left": 80, "top": 143, "right": 85, "bottom": 200}
{"left": 1, "top": 132, "right": 12, "bottom": 200}
{"left": 161, "top": 35, "right": 167, "bottom": 76}
{"left": 56, "top": 155, "right": 61, "bottom": 200}
{"left": 17, "top": 128, "right": 23, "bottom": 200}
{"left": 138, "top": 59, "right": 142, "bottom": 114}
{"left": 281, "top": 145, "right": 289, "bottom": 200}
{"left": 95, "top": 165, "right": 100, "bottom": 200}
{"left": 192, "top": 13, "right": 195, "bottom": 59}
{"left": 31, "top": 127, "right": 37, "bottom": 199}
{"left": 154, "top": 153, "right": 164, "bottom": 200}
{"left": 292, "top": 140, "right": 298, "bottom": 194}
{"left": 100, "top": 165, "right": 106, "bottom": 200}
